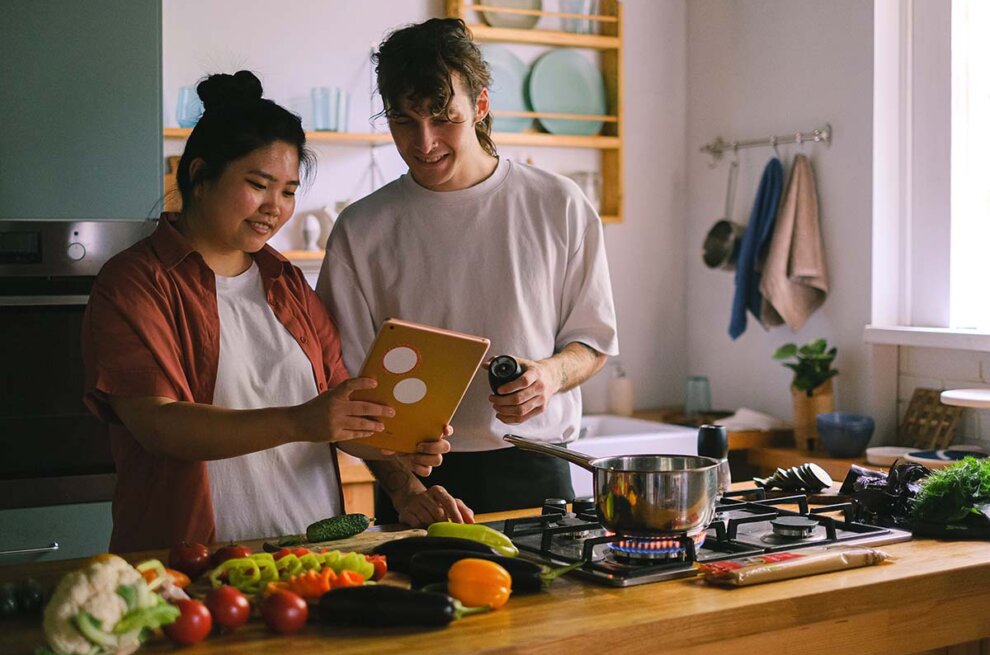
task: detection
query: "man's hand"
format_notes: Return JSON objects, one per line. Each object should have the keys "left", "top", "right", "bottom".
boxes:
{"left": 381, "top": 425, "right": 453, "bottom": 476}
{"left": 488, "top": 343, "right": 607, "bottom": 425}
{"left": 396, "top": 485, "right": 475, "bottom": 527}
{"left": 488, "top": 356, "right": 560, "bottom": 424}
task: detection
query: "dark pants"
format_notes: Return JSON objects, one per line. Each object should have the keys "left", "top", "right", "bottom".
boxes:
{"left": 374, "top": 445, "right": 575, "bottom": 523}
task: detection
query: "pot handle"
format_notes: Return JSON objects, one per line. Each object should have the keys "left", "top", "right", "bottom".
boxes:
{"left": 502, "top": 434, "right": 597, "bottom": 472}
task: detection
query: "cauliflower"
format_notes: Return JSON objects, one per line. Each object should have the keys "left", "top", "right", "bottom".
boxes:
{"left": 40, "top": 554, "right": 179, "bottom": 655}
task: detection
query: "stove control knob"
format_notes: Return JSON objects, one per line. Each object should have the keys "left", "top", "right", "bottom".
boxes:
{"left": 541, "top": 498, "right": 567, "bottom": 516}
{"left": 572, "top": 499, "right": 596, "bottom": 515}
{"left": 66, "top": 242, "right": 86, "bottom": 261}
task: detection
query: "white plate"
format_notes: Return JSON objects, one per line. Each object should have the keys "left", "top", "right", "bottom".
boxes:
{"left": 865, "top": 446, "right": 915, "bottom": 467}
{"left": 481, "top": 45, "right": 532, "bottom": 133}
{"left": 480, "top": 0, "right": 542, "bottom": 30}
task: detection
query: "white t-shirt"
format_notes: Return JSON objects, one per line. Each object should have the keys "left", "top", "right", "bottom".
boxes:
{"left": 208, "top": 262, "right": 340, "bottom": 542}
{"left": 317, "top": 158, "right": 618, "bottom": 451}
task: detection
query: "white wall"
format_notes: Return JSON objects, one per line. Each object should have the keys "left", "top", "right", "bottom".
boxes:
{"left": 684, "top": 1, "right": 874, "bottom": 421}
{"left": 162, "top": 1, "right": 689, "bottom": 415}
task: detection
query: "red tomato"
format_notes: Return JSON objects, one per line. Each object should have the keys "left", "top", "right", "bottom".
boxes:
{"left": 204, "top": 585, "right": 250, "bottom": 631}
{"left": 168, "top": 541, "right": 211, "bottom": 580}
{"left": 164, "top": 599, "right": 212, "bottom": 645}
{"left": 365, "top": 554, "right": 387, "bottom": 581}
{"left": 211, "top": 544, "right": 252, "bottom": 567}
{"left": 261, "top": 590, "right": 308, "bottom": 634}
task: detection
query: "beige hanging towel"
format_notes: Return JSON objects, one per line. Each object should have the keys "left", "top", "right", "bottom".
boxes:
{"left": 758, "top": 154, "right": 828, "bottom": 330}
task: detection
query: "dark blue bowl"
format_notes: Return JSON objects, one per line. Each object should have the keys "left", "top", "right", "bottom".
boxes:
{"left": 816, "top": 412, "right": 874, "bottom": 458}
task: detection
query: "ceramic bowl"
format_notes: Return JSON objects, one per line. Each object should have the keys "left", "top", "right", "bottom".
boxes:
{"left": 816, "top": 412, "right": 874, "bottom": 459}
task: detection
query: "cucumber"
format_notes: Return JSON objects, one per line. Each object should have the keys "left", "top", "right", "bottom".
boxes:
{"left": 305, "top": 513, "right": 371, "bottom": 542}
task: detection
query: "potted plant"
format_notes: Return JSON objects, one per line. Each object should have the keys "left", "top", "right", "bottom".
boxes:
{"left": 772, "top": 339, "right": 838, "bottom": 451}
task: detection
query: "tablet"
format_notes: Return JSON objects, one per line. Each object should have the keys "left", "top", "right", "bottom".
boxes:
{"left": 349, "top": 319, "right": 490, "bottom": 453}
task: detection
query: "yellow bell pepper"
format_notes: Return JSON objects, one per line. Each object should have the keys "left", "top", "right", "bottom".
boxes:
{"left": 446, "top": 558, "right": 512, "bottom": 609}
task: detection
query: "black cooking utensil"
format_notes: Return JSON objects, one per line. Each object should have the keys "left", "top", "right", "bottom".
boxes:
{"left": 488, "top": 355, "right": 523, "bottom": 395}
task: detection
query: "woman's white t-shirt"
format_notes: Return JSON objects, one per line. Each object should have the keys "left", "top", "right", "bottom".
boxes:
{"left": 208, "top": 261, "right": 340, "bottom": 542}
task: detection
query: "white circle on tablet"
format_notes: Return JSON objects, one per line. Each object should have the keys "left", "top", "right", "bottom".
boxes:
{"left": 393, "top": 378, "right": 427, "bottom": 404}
{"left": 382, "top": 346, "right": 418, "bottom": 374}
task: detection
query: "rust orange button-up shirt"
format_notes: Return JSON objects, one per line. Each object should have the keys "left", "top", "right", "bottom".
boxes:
{"left": 82, "top": 215, "right": 349, "bottom": 552}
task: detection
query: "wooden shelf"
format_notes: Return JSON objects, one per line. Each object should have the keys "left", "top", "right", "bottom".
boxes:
{"left": 164, "top": 127, "right": 618, "bottom": 151}
{"left": 466, "top": 24, "right": 620, "bottom": 50}
{"left": 447, "top": 0, "right": 623, "bottom": 223}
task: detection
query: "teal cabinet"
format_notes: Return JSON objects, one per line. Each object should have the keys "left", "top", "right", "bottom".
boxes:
{"left": 0, "top": 1, "right": 162, "bottom": 219}
{"left": 0, "top": 502, "right": 112, "bottom": 565}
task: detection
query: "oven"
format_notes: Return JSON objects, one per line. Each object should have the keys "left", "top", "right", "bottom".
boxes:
{"left": 0, "top": 219, "right": 155, "bottom": 513}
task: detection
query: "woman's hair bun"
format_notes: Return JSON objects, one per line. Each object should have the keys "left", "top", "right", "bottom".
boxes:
{"left": 197, "top": 70, "right": 264, "bottom": 112}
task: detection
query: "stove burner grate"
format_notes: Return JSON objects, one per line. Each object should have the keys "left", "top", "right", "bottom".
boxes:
{"left": 607, "top": 532, "right": 706, "bottom": 563}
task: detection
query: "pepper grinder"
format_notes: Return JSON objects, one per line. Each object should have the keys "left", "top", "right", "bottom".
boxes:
{"left": 697, "top": 424, "right": 731, "bottom": 498}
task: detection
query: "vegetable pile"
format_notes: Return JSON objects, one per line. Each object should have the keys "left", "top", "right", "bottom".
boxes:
{"left": 208, "top": 549, "right": 375, "bottom": 595}
{"left": 38, "top": 554, "right": 180, "bottom": 655}
{"left": 912, "top": 456, "right": 990, "bottom": 526}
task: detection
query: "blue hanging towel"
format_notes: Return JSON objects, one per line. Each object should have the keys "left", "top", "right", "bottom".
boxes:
{"left": 728, "top": 157, "right": 784, "bottom": 339}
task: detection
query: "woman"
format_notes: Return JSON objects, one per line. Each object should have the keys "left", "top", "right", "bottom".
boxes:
{"left": 82, "top": 71, "right": 446, "bottom": 552}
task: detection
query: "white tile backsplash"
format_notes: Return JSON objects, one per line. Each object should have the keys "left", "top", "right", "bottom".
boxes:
{"left": 904, "top": 347, "right": 981, "bottom": 381}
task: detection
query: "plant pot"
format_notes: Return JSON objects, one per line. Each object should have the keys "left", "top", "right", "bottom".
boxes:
{"left": 791, "top": 379, "right": 835, "bottom": 452}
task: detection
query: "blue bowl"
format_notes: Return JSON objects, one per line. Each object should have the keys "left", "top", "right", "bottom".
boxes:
{"left": 816, "top": 412, "right": 875, "bottom": 458}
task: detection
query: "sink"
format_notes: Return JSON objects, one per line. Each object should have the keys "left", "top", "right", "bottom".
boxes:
{"left": 568, "top": 415, "right": 698, "bottom": 499}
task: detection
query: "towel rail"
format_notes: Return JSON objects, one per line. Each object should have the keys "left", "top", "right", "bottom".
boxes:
{"left": 701, "top": 124, "right": 832, "bottom": 166}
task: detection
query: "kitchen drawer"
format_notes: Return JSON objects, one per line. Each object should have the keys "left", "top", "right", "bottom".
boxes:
{"left": 0, "top": 502, "right": 111, "bottom": 566}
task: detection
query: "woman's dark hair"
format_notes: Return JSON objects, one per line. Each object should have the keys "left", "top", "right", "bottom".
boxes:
{"left": 373, "top": 18, "right": 496, "bottom": 157}
{"left": 175, "top": 70, "right": 315, "bottom": 210}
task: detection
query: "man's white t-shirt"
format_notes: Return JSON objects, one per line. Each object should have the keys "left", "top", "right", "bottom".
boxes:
{"left": 208, "top": 261, "right": 340, "bottom": 542}
{"left": 318, "top": 158, "right": 618, "bottom": 452}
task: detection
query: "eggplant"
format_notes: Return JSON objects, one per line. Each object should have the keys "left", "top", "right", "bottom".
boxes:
{"left": 318, "top": 585, "right": 488, "bottom": 627}
{"left": 370, "top": 536, "right": 495, "bottom": 573}
{"left": 408, "top": 549, "right": 585, "bottom": 593}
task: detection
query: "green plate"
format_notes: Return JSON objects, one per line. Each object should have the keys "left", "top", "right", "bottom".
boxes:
{"left": 527, "top": 49, "right": 606, "bottom": 136}
{"left": 482, "top": 45, "right": 532, "bottom": 133}
{"left": 480, "top": 0, "right": 542, "bottom": 30}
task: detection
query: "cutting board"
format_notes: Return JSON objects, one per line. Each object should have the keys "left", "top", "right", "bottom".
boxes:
{"left": 296, "top": 528, "right": 425, "bottom": 553}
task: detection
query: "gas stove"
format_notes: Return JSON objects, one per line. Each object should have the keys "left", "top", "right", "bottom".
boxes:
{"left": 482, "top": 490, "right": 912, "bottom": 587}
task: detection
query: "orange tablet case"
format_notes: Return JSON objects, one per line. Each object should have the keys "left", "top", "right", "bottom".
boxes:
{"left": 349, "top": 319, "right": 490, "bottom": 453}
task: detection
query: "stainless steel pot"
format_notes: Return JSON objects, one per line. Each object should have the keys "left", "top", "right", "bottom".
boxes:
{"left": 503, "top": 435, "right": 720, "bottom": 538}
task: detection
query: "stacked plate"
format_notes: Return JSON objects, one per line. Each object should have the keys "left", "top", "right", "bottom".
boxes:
{"left": 753, "top": 463, "right": 833, "bottom": 493}
{"left": 480, "top": 0, "right": 542, "bottom": 29}
{"left": 527, "top": 49, "right": 607, "bottom": 136}
{"left": 482, "top": 45, "right": 532, "bottom": 133}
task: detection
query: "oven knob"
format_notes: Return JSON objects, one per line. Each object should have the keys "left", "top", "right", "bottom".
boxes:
{"left": 66, "top": 242, "right": 86, "bottom": 261}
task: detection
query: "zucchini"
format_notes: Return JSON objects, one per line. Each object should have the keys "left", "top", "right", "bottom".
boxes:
{"left": 305, "top": 513, "right": 371, "bottom": 542}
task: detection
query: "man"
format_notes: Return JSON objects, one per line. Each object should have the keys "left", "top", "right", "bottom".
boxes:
{"left": 316, "top": 18, "right": 618, "bottom": 526}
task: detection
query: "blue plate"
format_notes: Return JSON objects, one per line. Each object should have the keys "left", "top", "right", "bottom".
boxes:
{"left": 527, "top": 49, "right": 606, "bottom": 136}
{"left": 482, "top": 45, "right": 532, "bottom": 133}
{"left": 906, "top": 449, "right": 988, "bottom": 468}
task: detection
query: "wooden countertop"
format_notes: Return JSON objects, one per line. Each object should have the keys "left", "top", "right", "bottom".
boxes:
{"left": 3, "top": 491, "right": 989, "bottom": 655}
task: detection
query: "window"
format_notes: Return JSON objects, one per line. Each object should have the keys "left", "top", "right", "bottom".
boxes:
{"left": 950, "top": 0, "right": 990, "bottom": 330}
{"left": 867, "top": 0, "right": 990, "bottom": 350}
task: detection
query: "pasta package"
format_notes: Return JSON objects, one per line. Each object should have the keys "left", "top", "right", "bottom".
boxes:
{"left": 699, "top": 547, "right": 890, "bottom": 586}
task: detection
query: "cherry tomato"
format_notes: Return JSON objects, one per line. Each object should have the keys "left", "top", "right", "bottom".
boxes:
{"left": 365, "top": 554, "right": 387, "bottom": 581}
{"left": 168, "top": 541, "right": 211, "bottom": 580}
{"left": 204, "top": 585, "right": 250, "bottom": 631}
{"left": 163, "top": 599, "right": 212, "bottom": 645}
{"left": 211, "top": 544, "right": 252, "bottom": 567}
{"left": 261, "top": 590, "right": 308, "bottom": 634}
